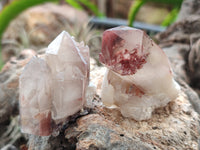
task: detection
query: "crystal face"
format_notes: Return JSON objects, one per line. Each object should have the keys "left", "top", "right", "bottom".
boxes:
{"left": 19, "top": 31, "right": 89, "bottom": 136}
{"left": 20, "top": 57, "right": 52, "bottom": 136}
{"left": 45, "top": 31, "right": 89, "bottom": 122}
{"left": 100, "top": 26, "right": 180, "bottom": 121}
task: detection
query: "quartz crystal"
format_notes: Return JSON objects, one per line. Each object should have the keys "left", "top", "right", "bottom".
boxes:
{"left": 19, "top": 57, "right": 52, "bottom": 136}
{"left": 99, "top": 26, "right": 180, "bottom": 121}
{"left": 19, "top": 31, "right": 89, "bottom": 136}
{"left": 45, "top": 31, "right": 89, "bottom": 122}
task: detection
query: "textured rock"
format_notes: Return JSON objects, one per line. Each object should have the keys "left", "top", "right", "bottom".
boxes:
{"left": 0, "top": 50, "right": 36, "bottom": 148}
{"left": 1, "top": 0, "right": 200, "bottom": 147}
{"left": 66, "top": 114, "right": 154, "bottom": 150}
{"left": 1, "top": 144, "right": 17, "bottom": 150}
{"left": 187, "top": 39, "right": 200, "bottom": 90}
{"left": 99, "top": 26, "right": 180, "bottom": 121}
{"left": 0, "top": 49, "right": 36, "bottom": 123}
{"left": 156, "top": 0, "right": 200, "bottom": 104}
{"left": 98, "top": 96, "right": 199, "bottom": 150}
{"left": 28, "top": 85, "right": 200, "bottom": 150}
{"left": 177, "top": 0, "right": 200, "bottom": 21}
{"left": 0, "top": 49, "right": 199, "bottom": 149}
{"left": 19, "top": 31, "right": 90, "bottom": 136}
{"left": 90, "top": 63, "right": 200, "bottom": 150}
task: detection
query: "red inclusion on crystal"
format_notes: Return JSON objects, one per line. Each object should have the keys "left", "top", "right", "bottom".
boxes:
{"left": 112, "top": 49, "right": 148, "bottom": 75}
{"left": 100, "top": 30, "right": 148, "bottom": 76}
{"left": 99, "top": 31, "right": 124, "bottom": 65}
{"left": 35, "top": 111, "right": 52, "bottom": 136}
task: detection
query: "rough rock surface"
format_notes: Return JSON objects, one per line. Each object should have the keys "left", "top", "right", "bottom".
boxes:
{"left": 0, "top": 50, "right": 36, "bottom": 123}
{"left": 156, "top": 0, "right": 200, "bottom": 97}
{"left": 66, "top": 114, "right": 154, "bottom": 150}
{"left": 0, "top": 50, "right": 199, "bottom": 149}
{"left": 177, "top": 0, "right": 200, "bottom": 21}
{"left": 0, "top": 50, "right": 36, "bottom": 147}
{"left": 28, "top": 87, "right": 200, "bottom": 150}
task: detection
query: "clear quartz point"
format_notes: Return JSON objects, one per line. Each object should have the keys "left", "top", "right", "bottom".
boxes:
{"left": 19, "top": 31, "right": 89, "bottom": 136}
{"left": 45, "top": 31, "right": 89, "bottom": 122}
{"left": 19, "top": 57, "right": 52, "bottom": 136}
{"left": 99, "top": 26, "right": 180, "bottom": 121}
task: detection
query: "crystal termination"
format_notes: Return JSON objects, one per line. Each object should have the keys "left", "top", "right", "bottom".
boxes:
{"left": 19, "top": 31, "right": 89, "bottom": 136}
{"left": 100, "top": 26, "right": 180, "bottom": 121}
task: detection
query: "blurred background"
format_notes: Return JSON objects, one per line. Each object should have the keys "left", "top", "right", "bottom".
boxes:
{"left": 0, "top": 0, "right": 183, "bottom": 68}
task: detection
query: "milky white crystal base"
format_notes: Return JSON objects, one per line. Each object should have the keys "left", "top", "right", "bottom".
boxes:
{"left": 101, "top": 68, "right": 179, "bottom": 121}
{"left": 100, "top": 26, "right": 180, "bottom": 121}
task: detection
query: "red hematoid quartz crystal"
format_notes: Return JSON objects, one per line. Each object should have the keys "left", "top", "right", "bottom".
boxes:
{"left": 19, "top": 31, "right": 89, "bottom": 136}
{"left": 99, "top": 26, "right": 180, "bottom": 121}
{"left": 100, "top": 29, "right": 149, "bottom": 75}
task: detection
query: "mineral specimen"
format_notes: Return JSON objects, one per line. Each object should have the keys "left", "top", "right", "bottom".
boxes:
{"left": 99, "top": 26, "right": 180, "bottom": 121}
{"left": 19, "top": 57, "right": 52, "bottom": 136}
{"left": 19, "top": 31, "right": 90, "bottom": 136}
{"left": 45, "top": 31, "right": 89, "bottom": 122}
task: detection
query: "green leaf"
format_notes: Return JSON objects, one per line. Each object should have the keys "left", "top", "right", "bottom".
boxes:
{"left": 146, "top": 0, "right": 182, "bottom": 6}
{"left": 0, "top": 0, "right": 58, "bottom": 70}
{"left": 0, "top": 0, "right": 57, "bottom": 40}
{"left": 65, "top": 0, "right": 83, "bottom": 9}
{"left": 78, "top": 0, "right": 104, "bottom": 17}
{"left": 128, "top": 0, "right": 147, "bottom": 27}
{"left": 161, "top": 7, "right": 179, "bottom": 26}
{"left": 128, "top": 0, "right": 183, "bottom": 27}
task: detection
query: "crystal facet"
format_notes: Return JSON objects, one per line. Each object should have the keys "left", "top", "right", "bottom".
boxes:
{"left": 19, "top": 57, "right": 52, "bottom": 136}
{"left": 45, "top": 31, "right": 89, "bottom": 122}
{"left": 19, "top": 31, "right": 89, "bottom": 136}
{"left": 99, "top": 26, "right": 180, "bottom": 121}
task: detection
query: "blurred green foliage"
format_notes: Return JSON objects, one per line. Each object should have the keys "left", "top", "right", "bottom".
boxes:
{"left": 0, "top": 0, "right": 103, "bottom": 70}
{"left": 0, "top": 0, "right": 183, "bottom": 70}
{"left": 0, "top": 0, "right": 57, "bottom": 40}
{"left": 128, "top": 0, "right": 183, "bottom": 27}
{"left": 66, "top": 0, "right": 104, "bottom": 17}
{"left": 0, "top": 0, "right": 58, "bottom": 69}
{"left": 79, "top": 0, "right": 104, "bottom": 17}
{"left": 128, "top": 0, "right": 146, "bottom": 27}
{"left": 0, "top": 0, "right": 103, "bottom": 40}
{"left": 161, "top": 6, "right": 179, "bottom": 26}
